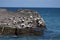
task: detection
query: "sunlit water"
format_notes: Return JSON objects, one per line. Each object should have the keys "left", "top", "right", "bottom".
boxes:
{"left": 0, "top": 8, "right": 60, "bottom": 40}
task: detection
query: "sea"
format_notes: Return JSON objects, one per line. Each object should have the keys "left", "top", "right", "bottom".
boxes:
{"left": 0, "top": 8, "right": 60, "bottom": 40}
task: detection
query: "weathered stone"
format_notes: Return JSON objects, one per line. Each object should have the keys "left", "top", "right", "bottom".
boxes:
{"left": 0, "top": 9, "right": 46, "bottom": 36}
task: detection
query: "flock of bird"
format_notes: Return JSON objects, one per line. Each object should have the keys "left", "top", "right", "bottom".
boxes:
{"left": 0, "top": 15, "right": 42, "bottom": 29}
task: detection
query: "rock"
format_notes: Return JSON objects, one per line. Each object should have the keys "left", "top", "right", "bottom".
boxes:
{"left": 0, "top": 9, "right": 46, "bottom": 36}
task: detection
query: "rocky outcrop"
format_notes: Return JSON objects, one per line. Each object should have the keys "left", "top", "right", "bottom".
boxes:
{"left": 0, "top": 9, "right": 46, "bottom": 36}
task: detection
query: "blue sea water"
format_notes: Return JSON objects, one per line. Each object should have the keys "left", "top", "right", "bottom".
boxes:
{"left": 0, "top": 8, "right": 60, "bottom": 40}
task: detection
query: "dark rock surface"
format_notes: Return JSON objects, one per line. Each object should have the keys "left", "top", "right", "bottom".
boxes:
{"left": 0, "top": 9, "right": 46, "bottom": 36}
